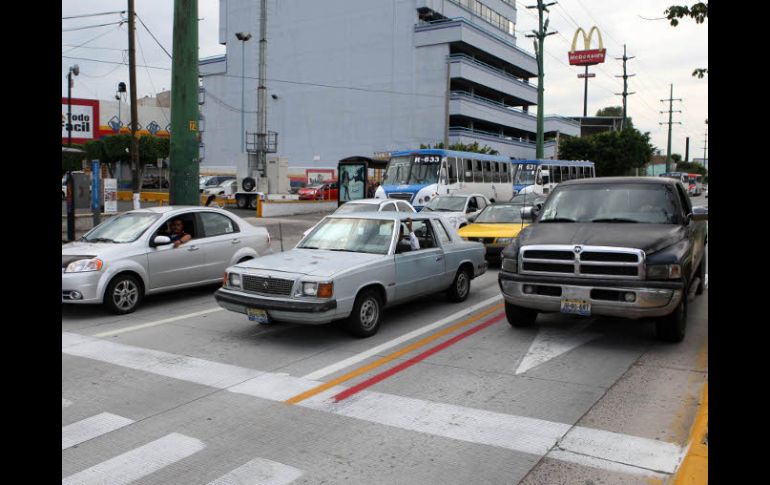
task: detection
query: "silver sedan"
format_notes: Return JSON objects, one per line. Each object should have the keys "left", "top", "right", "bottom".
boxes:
{"left": 62, "top": 206, "right": 271, "bottom": 314}
{"left": 215, "top": 212, "right": 487, "bottom": 338}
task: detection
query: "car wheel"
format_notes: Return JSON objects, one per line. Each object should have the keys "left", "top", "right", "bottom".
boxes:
{"left": 103, "top": 274, "right": 143, "bottom": 315}
{"left": 695, "top": 258, "right": 705, "bottom": 295}
{"left": 248, "top": 197, "right": 257, "bottom": 210}
{"left": 505, "top": 301, "right": 537, "bottom": 327}
{"left": 447, "top": 267, "right": 472, "bottom": 302}
{"left": 346, "top": 289, "right": 382, "bottom": 338}
{"left": 236, "top": 196, "right": 247, "bottom": 209}
{"left": 655, "top": 294, "right": 687, "bottom": 343}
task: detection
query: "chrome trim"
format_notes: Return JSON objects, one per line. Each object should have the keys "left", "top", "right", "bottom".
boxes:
{"left": 519, "top": 244, "right": 645, "bottom": 280}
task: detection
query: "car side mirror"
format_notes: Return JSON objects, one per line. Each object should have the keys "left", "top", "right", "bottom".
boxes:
{"left": 152, "top": 235, "right": 172, "bottom": 247}
{"left": 467, "top": 214, "right": 477, "bottom": 223}
{"left": 520, "top": 206, "right": 535, "bottom": 221}
{"left": 691, "top": 207, "right": 708, "bottom": 221}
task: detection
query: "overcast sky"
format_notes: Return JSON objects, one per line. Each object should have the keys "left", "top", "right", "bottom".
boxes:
{"left": 62, "top": 0, "right": 708, "bottom": 159}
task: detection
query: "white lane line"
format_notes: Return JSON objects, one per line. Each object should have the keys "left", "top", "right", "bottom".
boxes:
{"left": 207, "top": 457, "right": 303, "bottom": 485}
{"left": 62, "top": 398, "right": 73, "bottom": 408}
{"left": 91, "top": 307, "right": 224, "bottom": 338}
{"left": 61, "top": 432, "right": 205, "bottom": 485}
{"left": 547, "top": 449, "right": 668, "bottom": 479}
{"left": 515, "top": 321, "right": 601, "bottom": 375}
{"left": 301, "top": 295, "right": 503, "bottom": 380}
{"left": 62, "top": 332, "right": 263, "bottom": 389}
{"left": 62, "top": 332, "right": 682, "bottom": 477}
{"left": 62, "top": 412, "right": 135, "bottom": 450}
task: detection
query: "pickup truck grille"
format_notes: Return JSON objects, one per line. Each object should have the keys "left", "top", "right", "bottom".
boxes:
{"left": 520, "top": 245, "right": 645, "bottom": 280}
{"left": 242, "top": 275, "right": 295, "bottom": 296}
{"left": 387, "top": 192, "right": 414, "bottom": 202}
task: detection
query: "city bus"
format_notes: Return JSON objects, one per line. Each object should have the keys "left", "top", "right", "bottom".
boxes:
{"left": 375, "top": 149, "right": 514, "bottom": 210}
{"left": 687, "top": 173, "right": 704, "bottom": 196}
{"left": 513, "top": 159, "right": 595, "bottom": 196}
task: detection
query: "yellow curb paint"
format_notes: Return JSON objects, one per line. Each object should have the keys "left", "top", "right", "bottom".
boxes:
{"left": 672, "top": 381, "right": 708, "bottom": 485}
{"left": 284, "top": 303, "right": 503, "bottom": 405}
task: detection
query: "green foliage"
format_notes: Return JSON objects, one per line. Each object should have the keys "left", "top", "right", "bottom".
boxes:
{"left": 558, "top": 128, "right": 655, "bottom": 177}
{"left": 61, "top": 145, "right": 86, "bottom": 175}
{"left": 674, "top": 161, "right": 707, "bottom": 176}
{"left": 672, "top": 153, "right": 682, "bottom": 163}
{"left": 595, "top": 106, "right": 634, "bottom": 128}
{"left": 665, "top": 2, "right": 708, "bottom": 26}
{"left": 419, "top": 141, "right": 499, "bottom": 155}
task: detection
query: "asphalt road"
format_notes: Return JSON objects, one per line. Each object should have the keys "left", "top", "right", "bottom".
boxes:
{"left": 62, "top": 195, "right": 708, "bottom": 484}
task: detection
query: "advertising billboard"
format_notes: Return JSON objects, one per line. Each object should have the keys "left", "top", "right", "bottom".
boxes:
{"left": 568, "top": 27, "right": 606, "bottom": 66}
{"left": 61, "top": 98, "right": 100, "bottom": 144}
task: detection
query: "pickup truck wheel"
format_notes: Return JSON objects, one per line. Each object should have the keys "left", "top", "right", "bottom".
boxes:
{"left": 346, "top": 289, "right": 382, "bottom": 338}
{"left": 695, "top": 258, "right": 705, "bottom": 295}
{"left": 655, "top": 296, "right": 687, "bottom": 343}
{"left": 447, "top": 268, "right": 471, "bottom": 302}
{"left": 505, "top": 301, "right": 537, "bottom": 327}
{"left": 103, "top": 274, "right": 143, "bottom": 315}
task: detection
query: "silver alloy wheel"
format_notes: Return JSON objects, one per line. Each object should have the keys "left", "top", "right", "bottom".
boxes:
{"left": 113, "top": 279, "right": 139, "bottom": 311}
{"left": 359, "top": 298, "right": 379, "bottom": 331}
{"left": 456, "top": 271, "right": 469, "bottom": 299}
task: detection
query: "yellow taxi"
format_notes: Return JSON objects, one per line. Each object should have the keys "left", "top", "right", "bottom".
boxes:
{"left": 457, "top": 203, "right": 531, "bottom": 262}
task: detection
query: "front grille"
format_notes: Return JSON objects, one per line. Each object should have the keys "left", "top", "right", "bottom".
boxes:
{"left": 242, "top": 275, "right": 294, "bottom": 296}
{"left": 520, "top": 245, "right": 644, "bottom": 280}
{"left": 387, "top": 192, "right": 414, "bottom": 202}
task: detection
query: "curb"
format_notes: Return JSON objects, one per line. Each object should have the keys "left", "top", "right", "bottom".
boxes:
{"left": 672, "top": 381, "right": 708, "bottom": 484}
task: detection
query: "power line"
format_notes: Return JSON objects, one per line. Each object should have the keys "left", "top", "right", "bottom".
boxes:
{"left": 136, "top": 14, "right": 172, "bottom": 59}
{"left": 63, "top": 11, "right": 125, "bottom": 20}
{"left": 62, "top": 24, "right": 124, "bottom": 54}
{"left": 136, "top": 28, "right": 170, "bottom": 124}
{"left": 62, "top": 21, "right": 124, "bottom": 32}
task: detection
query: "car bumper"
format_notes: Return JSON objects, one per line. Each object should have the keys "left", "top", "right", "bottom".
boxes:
{"left": 62, "top": 271, "right": 104, "bottom": 304}
{"left": 215, "top": 288, "right": 339, "bottom": 324}
{"left": 498, "top": 272, "right": 683, "bottom": 319}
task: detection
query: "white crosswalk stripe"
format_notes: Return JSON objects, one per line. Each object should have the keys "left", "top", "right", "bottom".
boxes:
{"left": 62, "top": 412, "right": 135, "bottom": 450}
{"left": 207, "top": 457, "right": 304, "bottom": 485}
{"left": 61, "top": 433, "right": 205, "bottom": 485}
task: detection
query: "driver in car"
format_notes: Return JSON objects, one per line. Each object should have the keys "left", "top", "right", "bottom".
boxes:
{"left": 168, "top": 218, "right": 192, "bottom": 248}
{"left": 399, "top": 218, "right": 420, "bottom": 251}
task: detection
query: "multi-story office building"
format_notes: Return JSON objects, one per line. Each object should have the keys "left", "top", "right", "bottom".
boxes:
{"left": 199, "top": 0, "right": 580, "bottom": 170}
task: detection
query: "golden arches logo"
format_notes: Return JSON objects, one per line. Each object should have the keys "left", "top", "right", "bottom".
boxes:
{"left": 570, "top": 26, "right": 604, "bottom": 53}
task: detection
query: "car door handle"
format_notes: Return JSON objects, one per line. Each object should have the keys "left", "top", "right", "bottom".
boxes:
{"left": 436, "top": 255, "right": 443, "bottom": 261}
{"left": 187, "top": 246, "right": 199, "bottom": 251}
{"left": 231, "top": 239, "right": 241, "bottom": 245}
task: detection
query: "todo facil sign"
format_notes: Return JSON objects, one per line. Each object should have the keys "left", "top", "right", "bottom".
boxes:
{"left": 61, "top": 98, "right": 100, "bottom": 143}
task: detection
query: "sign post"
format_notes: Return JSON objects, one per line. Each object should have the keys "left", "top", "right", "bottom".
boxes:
{"left": 568, "top": 27, "right": 606, "bottom": 118}
{"left": 91, "top": 160, "right": 101, "bottom": 227}
{"left": 66, "top": 172, "right": 75, "bottom": 242}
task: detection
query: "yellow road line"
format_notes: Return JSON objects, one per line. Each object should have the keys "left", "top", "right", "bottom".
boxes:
{"left": 672, "top": 381, "right": 708, "bottom": 485}
{"left": 285, "top": 303, "right": 503, "bottom": 405}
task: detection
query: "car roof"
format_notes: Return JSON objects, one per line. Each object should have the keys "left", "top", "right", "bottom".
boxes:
{"left": 344, "top": 199, "right": 406, "bottom": 205}
{"left": 125, "top": 206, "right": 233, "bottom": 216}
{"left": 327, "top": 211, "right": 442, "bottom": 221}
{"left": 559, "top": 176, "right": 680, "bottom": 187}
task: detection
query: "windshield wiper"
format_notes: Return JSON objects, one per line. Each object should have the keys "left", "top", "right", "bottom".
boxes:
{"left": 539, "top": 217, "right": 576, "bottom": 223}
{"left": 85, "top": 237, "right": 117, "bottom": 243}
{"left": 326, "top": 248, "right": 355, "bottom": 252}
{"left": 421, "top": 207, "right": 433, "bottom": 212}
{"left": 299, "top": 245, "right": 320, "bottom": 249}
{"left": 591, "top": 218, "right": 639, "bottom": 223}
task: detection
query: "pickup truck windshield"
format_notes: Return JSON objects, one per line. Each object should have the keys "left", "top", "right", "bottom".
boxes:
{"left": 539, "top": 184, "right": 680, "bottom": 224}
{"left": 298, "top": 218, "right": 395, "bottom": 254}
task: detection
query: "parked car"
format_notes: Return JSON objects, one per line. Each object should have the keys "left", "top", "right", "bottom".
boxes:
{"left": 202, "top": 179, "right": 238, "bottom": 197}
{"left": 62, "top": 206, "right": 272, "bottom": 314}
{"left": 420, "top": 194, "right": 490, "bottom": 229}
{"left": 298, "top": 182, "right": 339, "bottom": 200}
{"left": 457, "top": 203, "right": 531, "bottom": 262}
{"left": 215, "top": 212, "right": 487, "bottom": 337}
{"left": 498, "top": 177, "right": 708, "bottom": 342}
{"left": 142, "top": 174, "right": 169, "bottom": 189}
{"left": 200, "top": 175, "right": 236, "bottom": 193}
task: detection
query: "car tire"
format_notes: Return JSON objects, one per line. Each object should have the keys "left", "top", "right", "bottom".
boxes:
{"left": 695, "top": 258, "right": 705, "bottom": 295}
{"left": 346, "top": 289, "right": 382, "bottom": 338}
{"left": 505, "top": 301, "right": 537, "bottom": 327}
{"left": 236, "top": 196, "right": 248, "bottom": 209}
{"left": 248, "top": 197, "right": 257, "bottom": 210}
{"left": 103, "top": 274, "right": 143, "bottom": 315}
{"left": 447, "top": 267, "right": 472, "bottom": 302}
{"left": 655, "top": 294, "right": 687, "bottom": 343}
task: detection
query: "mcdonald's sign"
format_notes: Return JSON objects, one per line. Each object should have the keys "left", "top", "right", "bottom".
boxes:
{"left": 568, "top": 26, "right": 606, "bottom": 66}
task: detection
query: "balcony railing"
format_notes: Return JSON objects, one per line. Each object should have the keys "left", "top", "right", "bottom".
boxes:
{"left": 451, "top": 90, "right": 534, "bottom": 116}
{"left": 415, "top": 17, "right": 533, "bottom": 59}
{"left": 448, "top": 53, "right": 533, "bottom": 87}
{"left": 449, "top": 126, "right": 557, "bottom": 148}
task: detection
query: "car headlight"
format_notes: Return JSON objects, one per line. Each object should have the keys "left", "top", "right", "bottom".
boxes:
{"left": 646, "top": 264, "right": 681, "bottom": 280}
{"left": 227, "top": 272, "right": 242, "bottom": 288}
{"left": 64, "top": 258, "right": 103, "bottom": 273}
{"left": 298, "top": 281, "right": 334, "bottom": 298}
{"left": 496, "top": 238, "right": 513, "bottom": 244}
{"left": 501, "top": 258, "right": 518, "bottom": 273}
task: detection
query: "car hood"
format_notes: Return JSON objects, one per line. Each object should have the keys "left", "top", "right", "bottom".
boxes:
{"left": 519, "top": 223, "right": 685, "bottom": 254}
{"left": 235, "top": 249, "right": 386, "bottom": 278}
{"left": 458, "top": 223, "right": 529, "bottom": 238}
{"left": 62, "top": 241, "right": 137, "bottom": 263}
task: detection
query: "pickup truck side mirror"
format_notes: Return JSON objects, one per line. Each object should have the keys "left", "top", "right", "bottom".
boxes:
{"left": 691, "top": 206, "right": 708, "bottom": 221}
{"left": 520, "top": 206, "right": 536, "bottom": 221}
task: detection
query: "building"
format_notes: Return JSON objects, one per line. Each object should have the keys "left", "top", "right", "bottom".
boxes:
{"left": 569, "top": 115, "right": 624, "bottom": 138}
{"left": 61, "top": 94, "right": 172, "bottom": 143}
{"left": 199, "top": 0, "right": 580, "bottom": 171}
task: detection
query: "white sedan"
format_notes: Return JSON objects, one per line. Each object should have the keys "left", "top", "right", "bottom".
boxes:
{"left": 62, "top": 206, "right": 271, "bottom": 314}
{"left": 420, "top": 194, "right": 490, "bottom": 229}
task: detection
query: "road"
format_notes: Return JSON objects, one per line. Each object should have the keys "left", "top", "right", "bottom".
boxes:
{"left": 62, "top": 194, "right": 708, "bottom": 484}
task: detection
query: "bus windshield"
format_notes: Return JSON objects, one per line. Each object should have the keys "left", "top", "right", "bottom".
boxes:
{"left": 383, "top": 155, "right": 440, "bottom": 186}
{"left": 514, "top": 166, "right": 537, "bottom": 185}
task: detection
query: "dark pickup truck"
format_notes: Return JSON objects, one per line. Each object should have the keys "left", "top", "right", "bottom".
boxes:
{"left": 498, "top": 177, "right": 707, "bottom": 342}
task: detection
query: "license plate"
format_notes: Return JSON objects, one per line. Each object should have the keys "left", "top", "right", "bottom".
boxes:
{"left": 560, "top": 299, "right": 591, "bottom": 316}
{"left": 247, "top": 308, "right": 269, "bottom": 324}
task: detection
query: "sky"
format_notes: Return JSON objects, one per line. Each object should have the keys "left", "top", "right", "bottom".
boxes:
{"left": 61, "top": 0, "right": 708, "bottom": 159}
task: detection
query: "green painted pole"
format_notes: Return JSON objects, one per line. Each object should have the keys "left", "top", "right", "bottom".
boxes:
{"left": 169, "top": 0, "right": 200, "bottom": 205}
{"left": 535, "top": 4, "right": 545, "bottom": 159}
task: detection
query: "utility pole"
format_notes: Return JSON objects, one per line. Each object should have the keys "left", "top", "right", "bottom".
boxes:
{"left": 526, "top": 0, "right": 557, "bottom": 159}
{"left": 256, "top": 0, "right": 268, "bottom": 177}
{"left": 614, "top": 44, "right": 635, "bottom": 130}
{"left": 127, "top": 0, "right": 141, "bottom": 209}
{"left": 685, "top": 136, "right": 690, "bottom": 162}
{"left": 169, "top": 0, "right": 200, "bottom": 205}
{"left": 702, "top": 128, "right": 708, "bottom": 170}
{"left": 659, "top": 84, "right": 682, "bottom": 173}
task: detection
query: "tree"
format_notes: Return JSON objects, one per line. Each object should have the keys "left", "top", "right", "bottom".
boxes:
{"left": 62, "top": 145, "right": 86, "bottom": 175}
{"left": 672, "top": 153, "right": 682, "bottom": 164}
{"left": 666, "top": 2, "right": 708, "bottom": 77}
{"left": 673, "top": 161, "right": 707, "bottom": 176}
{"left": 420, "top": 141, "right": 499, "bottom": 155}
{"left": 595, "top": 106, "right": 634, "bottom": 129}
{"left": 82, "top": 134, "right": 170, "bottom": 188}
{"left": 558, "top": 128, "right": 654, "bottom": 176}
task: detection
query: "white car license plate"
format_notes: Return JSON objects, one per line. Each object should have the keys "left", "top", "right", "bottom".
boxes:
{"left": 247, "top": 308, "right": 269, "bottom": 324}
{"left": 560, "top": 299, "right": 591, "bottom": 316}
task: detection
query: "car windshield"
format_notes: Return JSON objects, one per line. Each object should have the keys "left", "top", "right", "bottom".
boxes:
{"left": 423, "top": 196, "right": 466, "bottom": 212}
{"left": 335, "top": 203, "right": 379, "bottom": 213}
{"left": 475, "top": 205, "right": 524, "bottom": 223}
{"left": 539, "top": 184, "right": 680, "bottom": 224}
{"left": 82, "top": 212, "right": 161, "bottom": 243}
{"left": 298, "top": 217, "right": 394, "bottom": 254}
{"left": 510, "top": 194, "right": 544, "bottom": 205}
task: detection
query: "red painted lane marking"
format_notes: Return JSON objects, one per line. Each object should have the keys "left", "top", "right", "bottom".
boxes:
{"left": 333, "top": 312, "right": 505, "bottom": 402}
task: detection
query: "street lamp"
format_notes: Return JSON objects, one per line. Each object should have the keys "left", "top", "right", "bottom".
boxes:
{"left": 235, "top": 32, "right": 252, "bottom": 152}
{"left": 67, "top": 64, "right": 80, "bottom": 147}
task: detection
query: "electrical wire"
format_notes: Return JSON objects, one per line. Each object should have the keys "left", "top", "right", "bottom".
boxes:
{"left": 63, "top": 11, "right": 125, "bottom": 20}
{"left": 136, "top": 14, "right": 173, "bottom": 59}
{"left": 62, "top": 24, "right": 123, "bottom": 55}
{"left": 62, "top": 21, "right": 124, "bottom": 32}
{"left": 136, "top": 30, "right": 171, "bottom": 124}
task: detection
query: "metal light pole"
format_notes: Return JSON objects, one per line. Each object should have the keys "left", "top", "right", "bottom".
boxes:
{"left": 67, "top": 65, "right": 79, "bottom": 147}
{"left": 235, "top": 32, "right": 252, "bottom": 152}
{"left": 526, "top": 1, "right": 557, "bottom": 159}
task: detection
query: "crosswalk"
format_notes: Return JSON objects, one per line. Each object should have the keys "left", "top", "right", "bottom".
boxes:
{"left": 62, "top": 400, "right": 304, "bottom": 485}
